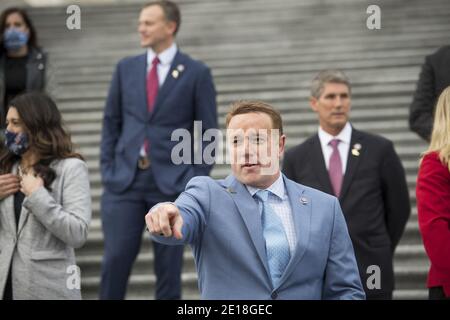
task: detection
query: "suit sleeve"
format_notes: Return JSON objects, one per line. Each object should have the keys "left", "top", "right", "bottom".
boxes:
{"left": 380, "top": 141, "right": 411, "bottom": 252}
{"left": 193, "top": 67, "right": 218, "bottom": 176}
{"left": 100, "top": 62, "right": 123, "bottom": 180}
{"left": 322, "top": 198, "right": 366, "bottom": 300}
{"left": 409, "top": 56, "right": 435, "bottom": 141}
{"left": 417, "top": 154, "right": 450, "bottom": 274}
{"left": 151, "top": 176, "right": 211, "bottom": 246}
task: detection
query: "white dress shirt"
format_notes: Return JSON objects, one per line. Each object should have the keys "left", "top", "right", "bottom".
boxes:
{"left": 318, "top": 122, "right": 352, "bottom": 174}
{"left": 146, "top": 42, "right": 178, "bottom": 86}
{"left": 246, "top": 174, "right": 297, "bottom": 254}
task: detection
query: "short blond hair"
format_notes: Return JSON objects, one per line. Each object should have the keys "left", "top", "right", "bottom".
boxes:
{"left": 225, "top": 100, "right": 283, "bottom": 135}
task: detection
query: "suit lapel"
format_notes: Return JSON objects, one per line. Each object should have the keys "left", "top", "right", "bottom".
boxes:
{"left": 339, "top": 129, "right": 364, "bottom": 201}
{"left": 2, "top": 163, "right": 28, "bottom": 235}
{"left": 17, "top": 200, "right": 31, "bottom": 237}
{"left": 276, "top": 176, "right": 311, "bottom": 289}
{"left": 13, "top": 163, "right": 31, "bottom": 236}
{"left": 136, "top": 53, "right": 149, "bottom": 121}
{"left": 310, "top": 135, "right": 334, "bottom": 194}
{"left": 150, "top": 51, "right": 185, "bottom": 121}
{"left": 222, "top": 175, "right": 271, "bottom": 281}
{"left": 1, "top": 169, "right": 16, "bottom": 233}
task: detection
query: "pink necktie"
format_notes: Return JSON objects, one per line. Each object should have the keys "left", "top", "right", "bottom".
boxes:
{"left": 328, "top": 139, "right": 343, "bottom": 197}
{"left": 144, "top": 56, "right": 160, "bottom": 154}
{"left": 146, "top": 56, "right": 160, "bottom": 112}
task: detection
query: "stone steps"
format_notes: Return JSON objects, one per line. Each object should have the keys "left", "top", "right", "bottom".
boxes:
{"left": 27, "top": 0, "right": 450, "bottom": 299}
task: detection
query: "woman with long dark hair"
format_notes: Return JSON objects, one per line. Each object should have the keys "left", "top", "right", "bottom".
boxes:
{"left": 0, "top": 92, "right": 91, "bottom": 300}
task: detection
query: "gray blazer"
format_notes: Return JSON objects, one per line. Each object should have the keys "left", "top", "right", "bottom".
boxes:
{"left": 0, "top": 158, "right": 91, "bottom": 299}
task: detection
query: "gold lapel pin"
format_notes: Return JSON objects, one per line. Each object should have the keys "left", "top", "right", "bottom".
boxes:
{"left": 226, "top": 187, "right": 236, "bottom": 194}
{"left": 351, "top": 143, "right": 362, "bottom": 156}
{"left": 177, "top": 64, "right": 185, "bottom": 72}
{"left": 172, "top": 70, "right": 179, "bottom": 79}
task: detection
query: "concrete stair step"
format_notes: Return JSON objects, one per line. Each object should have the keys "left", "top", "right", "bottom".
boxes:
{"left": 26, "top": 0, "right": 450, "bottom": 300}
{"left": 77, "top": 250, "right": 197, "bottom": 279}
{"left": 393, "top": 290, "right": 428, "bottom": 300}
{"left": 81, "top": 272, "right": 200, "bottom": 300}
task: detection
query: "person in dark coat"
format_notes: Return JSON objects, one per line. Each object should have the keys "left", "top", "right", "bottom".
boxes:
{"left": 409, "top": 46, "right": 450, "bottom": 141}
{"left": 283, "top": 69, "right": 410, "bottom": 299}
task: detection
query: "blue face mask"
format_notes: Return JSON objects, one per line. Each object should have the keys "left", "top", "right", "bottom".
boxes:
{"left": 3, "top": 28, "right": 29, "bottom": 51}
{"left": 4, "top": 130, "right": 29, "bottom": 156}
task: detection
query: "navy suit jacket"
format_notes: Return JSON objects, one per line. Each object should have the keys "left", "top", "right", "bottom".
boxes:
{"left": 152, "top": 175, "right": 365, "bottom": 300}
{"left": 100, "top": 50, "right": 217, "bottom": 195}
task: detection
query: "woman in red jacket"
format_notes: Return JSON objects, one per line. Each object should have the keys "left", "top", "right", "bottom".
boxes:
{"left": 417, "top": 86, "right": 450, "bottom": 300}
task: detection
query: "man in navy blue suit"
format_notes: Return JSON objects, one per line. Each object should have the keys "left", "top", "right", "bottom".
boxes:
{"left": 99, "top": 1, "right": 217, "bottom": 299}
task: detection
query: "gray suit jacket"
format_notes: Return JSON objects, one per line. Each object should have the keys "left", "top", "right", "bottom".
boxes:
{"left": 0, "top": 158, "right": 91, "bottom": 300}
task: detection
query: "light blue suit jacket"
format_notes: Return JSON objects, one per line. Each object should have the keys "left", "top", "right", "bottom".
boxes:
{"left": 152, "top": 174, "right": 365, "bottom": 300}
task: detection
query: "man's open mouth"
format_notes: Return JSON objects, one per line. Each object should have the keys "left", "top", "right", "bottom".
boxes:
{"left": 242, "top": 163, "right": 260, "bottom": 168}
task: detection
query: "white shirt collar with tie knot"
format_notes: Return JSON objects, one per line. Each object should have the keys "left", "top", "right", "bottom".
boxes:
{"left": 146, "top": 42, "right": 177, "bottom": 72}
{"left": 246, "top": 173, "right": 285, "bottom": 201}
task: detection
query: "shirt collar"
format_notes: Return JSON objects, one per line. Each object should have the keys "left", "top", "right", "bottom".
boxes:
{"left": 246, "top": 173, "right": 285, "bottom": 200}
{"left": 147, "top": 43, "right": 177, "bottom": 67}
{"left": 318, "top": 122, "right": 352, "bottom": 146}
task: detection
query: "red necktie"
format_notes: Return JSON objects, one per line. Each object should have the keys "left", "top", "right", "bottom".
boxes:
{"left": 144, "top": 56, "right": 160, "bottom": 154}
{"left": 146, "top": 56, "right": 160, "bottom": 112}
{"left": 328, "top": 139, "right": 343, "bottom": 197}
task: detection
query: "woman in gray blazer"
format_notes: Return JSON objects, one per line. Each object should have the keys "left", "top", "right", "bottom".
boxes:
{"left": 0, "top": 92, "right": 91, "bottom": 300}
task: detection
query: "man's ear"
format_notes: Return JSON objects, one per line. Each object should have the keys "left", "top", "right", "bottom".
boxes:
{"left": 166, "top": 21, "right": 177, "bottom": 36}
{"left": 310, "top": 96, "right": 318, "bottom": 112}
{"left": 279, "top": 134, "right": 286, "bottom": 156}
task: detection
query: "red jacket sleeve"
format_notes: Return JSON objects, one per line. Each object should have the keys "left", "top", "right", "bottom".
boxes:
{"left": 417, "top": 152, "right": 450, "bottom": 275}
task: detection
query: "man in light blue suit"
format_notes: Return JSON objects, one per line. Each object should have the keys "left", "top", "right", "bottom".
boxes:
{"left": 146, "top": 100, "right": 364, "bottom": 299}
{"left": 100, "top": 1, "right": 217, "bottom": 299}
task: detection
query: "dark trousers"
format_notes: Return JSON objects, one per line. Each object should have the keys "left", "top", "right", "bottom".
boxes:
{"left": 99, "top": 167, "right": 184, "bottom": 300}
{"left": 429, "top": 286, "right": 450, "bottom": 300}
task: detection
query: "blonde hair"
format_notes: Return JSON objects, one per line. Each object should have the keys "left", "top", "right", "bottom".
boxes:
{"left": 225, "top": 100, "right": 283, "bottom": 135}
{"left": 423, "top": 86, "right": 450, "bottom": 170}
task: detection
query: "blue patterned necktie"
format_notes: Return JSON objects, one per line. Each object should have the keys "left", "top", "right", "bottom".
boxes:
{"left": 254, "top": 190, "right": 291, "bottom": 287}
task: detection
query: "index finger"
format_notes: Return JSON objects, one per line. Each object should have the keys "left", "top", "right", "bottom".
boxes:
{"left": 0, "top": 173, "right": 20, "bottom": 181}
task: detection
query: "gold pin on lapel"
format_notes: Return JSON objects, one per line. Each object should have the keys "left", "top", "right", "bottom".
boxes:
{"left": 177, "top": 64, "right": 185, "bottom": 72}
{"left": 226, "top": 187, "right": 236, "bottom": 194}
{"left": 172, "top": 64, "right": 185, "bottom": 79}
{"left": 351, "top": 143, "right": 362, "bottom": 156}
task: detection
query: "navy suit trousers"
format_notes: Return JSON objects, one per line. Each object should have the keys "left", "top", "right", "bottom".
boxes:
{"left": 99, "top": 167, "right": 184, "bottom": 299}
